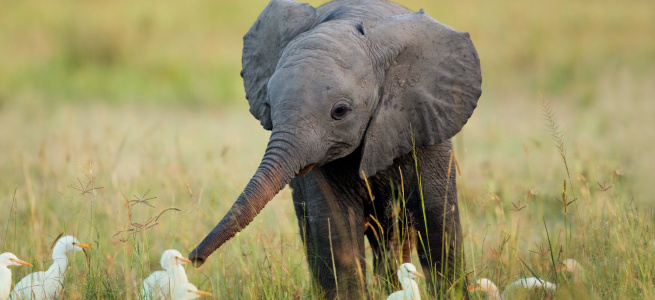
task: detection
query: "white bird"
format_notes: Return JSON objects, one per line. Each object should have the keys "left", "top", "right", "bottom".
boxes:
{"left": 0, "top": 253, "right": 32, "bottom": 300}
{"left": 10, "top": 236, "right": 93, "bottom": 300}
{"left": 468, "top": 278, "right": 501, "bottom": 300}
{"left": 503, "top": 277, "right": 557, "bottom": 294}
{"left": 173, "top": 282, "right": 211, "bottom": 300}
{"left": 141, "top": 249, "right": 192, "bottom": 300}
{"left": 556, "top": 258, "right": 583, "bottom": 282}
{"left": 469, "top": 277, "right": 556, "bottom": 300}
{"left": 386, "top": 263, "right": 425, "bottom": 300}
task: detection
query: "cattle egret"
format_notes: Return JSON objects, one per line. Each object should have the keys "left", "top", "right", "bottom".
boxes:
{"left": 468, "top": 278, "right": 501, "bottom": 300}
{"left": 0, "top": 253, "right": 32, "bottom": 300}
{"left": 173, "top": 282, "right": 211, "bottom": 300}
{"left": 10, "top": 236, "right": 93, "bottom": 300}
{"left": 141, "top": 249, "right": 192, "bottom": 300}
{"left": 503, "top": 277, "right": 557, "bottom": 293}
{"left": 386, "top": 263, "right": 425, "bottom": 300}
{"left": 557, "top": 258, "right": 583, "bottom": 282}
{"left": 469, "top": 277, "right": 556, "bottom": 299}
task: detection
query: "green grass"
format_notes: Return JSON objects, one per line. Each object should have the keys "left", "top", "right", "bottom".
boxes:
{"left": 1, "top": 0, "right": 654, "bottom": 299}
{"left": 0, "top": 0, "right": 653, "bottom": 106}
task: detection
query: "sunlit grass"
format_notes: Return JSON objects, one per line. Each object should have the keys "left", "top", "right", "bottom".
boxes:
{"left": 1, "top": 0, "right": 654, "bottom": 298}
{"left": 2, "top": 73, "right": 654, "bottom": 298}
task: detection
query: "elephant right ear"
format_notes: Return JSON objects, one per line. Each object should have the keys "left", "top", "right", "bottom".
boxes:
{"left": 241, "top": 0, "right": 317, "bottom": 130}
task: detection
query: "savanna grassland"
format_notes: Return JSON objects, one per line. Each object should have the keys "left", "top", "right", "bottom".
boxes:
{"left": 1, "top": 0, "right": 654, "bottom": 299}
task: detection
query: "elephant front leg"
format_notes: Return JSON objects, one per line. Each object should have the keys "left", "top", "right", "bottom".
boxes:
{"left": 306, "top": 211, "right": 367, "bottom": 299}
{"left": 413, "top": 201, "right": 467, "bottom": 297}
{"left": 292, "top": 173, "right": 368, "bottom": 299}
{"left": 410, "top": 181, "right": 468, "bottom": 299}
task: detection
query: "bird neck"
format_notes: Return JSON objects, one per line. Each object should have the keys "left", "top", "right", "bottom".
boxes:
{"left": 47, "top": 252, "right": 69, "bottom": 278}
{"left": 483, "top": 283, "right": 502, "bottom": 300}
{"left": 491, "top": 290, "right": 503, "bottom": 300}
{"left": 169, "top": 264, "right": 189, "bottom": 285}
{"left": 399, "top": 277, "right": 420, "bottom": 299}
{"left": 0, "top": 266, "right": 11, "bottom": 299}
{"left": 0, "top": 265, "right": 11, "bottom": 283}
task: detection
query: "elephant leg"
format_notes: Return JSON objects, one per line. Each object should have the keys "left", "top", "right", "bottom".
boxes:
{"left": 412, "top": 198, "right": 466, "bottom": 296}
{"left": 366, "top": 198, "right": 414, "bottom": 293}
{"left": 408, "top": 144, "right": 468, "bottom": 297}
{"left": 291, "top": 172, "right": 367, "bottom": 299}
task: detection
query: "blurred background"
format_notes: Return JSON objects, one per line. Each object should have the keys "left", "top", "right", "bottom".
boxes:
{"left": 1, "top": 0, "right": 654, "bottom": 298}
{"left": 1, "top": 0, "right": 652, "bottom": 106}
{"left": 2, "top": 0, "right": 652, "bottom": 198}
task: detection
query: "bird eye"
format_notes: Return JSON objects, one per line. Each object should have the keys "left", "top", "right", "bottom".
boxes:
{"left": 331, "top": 101, "right": 351, "bottom": 120}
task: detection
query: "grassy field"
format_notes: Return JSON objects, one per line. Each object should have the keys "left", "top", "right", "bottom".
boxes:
{"left": 1, "top": 0, "right": 654, "bottom": 299}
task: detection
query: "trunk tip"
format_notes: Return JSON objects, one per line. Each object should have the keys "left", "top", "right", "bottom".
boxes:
{"left": 189, "top": 249, "right": 206, "bottom": 268}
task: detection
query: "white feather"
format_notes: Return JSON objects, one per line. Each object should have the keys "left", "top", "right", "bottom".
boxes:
{"left": 386, "top": 263, "right": 423, "bottom": 300}
{"left": 1, "top": 253, "right": 32, "bottom": 300}
{"left": 173, "top": 282, "right": 211, "bottom": 300}
{"left": 140, "top": 249, "right": 190, "bottom": 300}
{"left": 10, "top": 236, "right": 91, "bottom": 300}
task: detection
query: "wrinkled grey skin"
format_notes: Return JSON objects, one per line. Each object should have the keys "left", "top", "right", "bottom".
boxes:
{"left": 189, "top": 0, "right": 481, "bottom": 298}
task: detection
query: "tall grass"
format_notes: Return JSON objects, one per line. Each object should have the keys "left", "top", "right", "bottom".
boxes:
{"left": 1, "top": 0, "right": 654, "bottom": 298}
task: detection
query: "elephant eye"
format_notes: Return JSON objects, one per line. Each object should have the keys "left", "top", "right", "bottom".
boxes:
{"left": 331, "top": 101, "right": 351, "bottom": 120}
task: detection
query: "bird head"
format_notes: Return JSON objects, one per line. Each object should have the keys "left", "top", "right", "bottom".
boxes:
{"left": 398, "top": 263, "right": 425, "bottom": 280}
{"left": 53, "top": 236, "right": 94, "bottom": 254}
{"left": 0, "top": 252, "right": 32, "bottom": 267}
{"left": 161, "top": 249, "right": 192, "bottom": 269}
{"left": 556, "top": 258, "right": 581, "bottom": 274}
{"left": 556, "top": 258, "right": 583, "bottom": 282}
{"left": 468, "top": 278, "right": 499, "bottom": 294}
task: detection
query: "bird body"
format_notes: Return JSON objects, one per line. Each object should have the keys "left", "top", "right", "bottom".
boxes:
{"left": 173, "top": 282, "right": 211, "bottom": 300}
{"left": 386, "top": 263, "right": 424, "bottom": 300}
{"left": 10, "top": 236, "right": 92, "bottom": 300}
{"left": 141, "top": 249, "right": 191, "bottom": 300}
{"left": 469, "top": 277, "right": 556, "bottom": 300}
{"left": 502, "top": 277, "right": 556, "bottom": 298}
{"left": 0, "top": 253, "right": 32, "bottom": 300}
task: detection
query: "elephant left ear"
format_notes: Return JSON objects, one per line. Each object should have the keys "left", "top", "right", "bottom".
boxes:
{"left": 359, "top": 10, "right": 482, "bottom": 178}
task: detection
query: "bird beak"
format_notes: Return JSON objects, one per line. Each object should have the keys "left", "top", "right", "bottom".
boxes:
{"left": 412, "top": 271, "right": 425, "bottom": 279}
{"left": 555, "top": 265, "right": 564, "bottom": 272}
{"left": 73, "top": 242, "right": 94, "bottom": 249}
{"left": 468, "top": 284, "right": 478, "bottom": 291}
{"left": 176, "top": 256, "right": 193, "bottom": 263}
{"left": 10, "top": 258, "right": 33, "bottom": 267}
{"left": 189, "top": 290, "right": 212, "bottom": 296}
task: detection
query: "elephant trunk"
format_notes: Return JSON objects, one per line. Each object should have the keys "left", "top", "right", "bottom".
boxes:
{"left": 189, "top": 130, "right": 314, "bottom": 266}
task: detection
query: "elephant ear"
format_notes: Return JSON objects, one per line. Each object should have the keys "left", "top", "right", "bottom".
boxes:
{"left": 359, "top": 10, "right": 482, "bottom": 178}
{"left": 241, "top": 0, "right": 317, "bottom": 130}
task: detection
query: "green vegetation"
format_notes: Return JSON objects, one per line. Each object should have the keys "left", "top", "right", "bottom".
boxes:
{"left": 1, "top": 0, "right": 654, "bottom": 299}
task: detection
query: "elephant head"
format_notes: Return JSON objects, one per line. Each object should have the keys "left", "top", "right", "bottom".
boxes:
{"left": 189, "top": 0, "right": 481, "bottom": 266}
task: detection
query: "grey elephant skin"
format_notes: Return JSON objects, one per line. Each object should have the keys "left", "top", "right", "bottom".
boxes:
{"left": 189, "top": 0, "right": 482, "bottom": 298}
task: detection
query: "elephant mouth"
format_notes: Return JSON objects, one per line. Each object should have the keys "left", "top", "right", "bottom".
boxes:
{"left": 296, "top": 164, "right": 316, "bottom": 177}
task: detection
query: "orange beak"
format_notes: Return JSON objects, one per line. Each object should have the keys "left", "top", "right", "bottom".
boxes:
{"left": 73, "top": 242, "right": 94, "bottom": 249}
{"left": 412, "top": 271, "right": 426, "bottom": 279}
{"left": 10, "top": 258, "right": 32, "bottom": 267}
{"left": 468, "top": 284, "right": 478, "bottom": 292}
{"left": 189, "top": 290, "right": 212, "bottom": 296}
{"left": 176, "top": 256, "right": 193, "bottom": 263}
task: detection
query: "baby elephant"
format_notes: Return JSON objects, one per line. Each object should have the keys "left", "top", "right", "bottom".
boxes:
{"left": 190, "top": 0, "right": 482, "bottom": 298}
